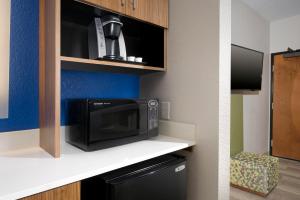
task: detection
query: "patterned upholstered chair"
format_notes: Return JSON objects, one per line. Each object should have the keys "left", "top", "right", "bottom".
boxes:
{"left": 230, "top": 152, "right": 279, "bottom": 196}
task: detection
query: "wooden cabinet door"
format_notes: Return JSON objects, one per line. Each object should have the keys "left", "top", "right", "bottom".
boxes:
{"left": 126, "top": 0, "right": 168, "bottom": 28}
{"left": 272, "top": 54, "right": 300, "bottom": 160}
{"left": 20, "top": 182, "right": 80, "bottom": 200}
{"left": 83, "top": 0, "right": 126, "bottom": 14}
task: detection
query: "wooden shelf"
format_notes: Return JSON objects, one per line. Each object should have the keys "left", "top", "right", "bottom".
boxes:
{"left": 61, "top": 56, "right": 166, "bottom": 74}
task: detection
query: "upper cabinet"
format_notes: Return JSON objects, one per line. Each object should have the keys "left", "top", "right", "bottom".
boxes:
{"left": 126, "top": 0, "right": 168, "bottom": 28}
{"left": 82, "top": 0, "right": 168, "bottom": 28}
{"left": 83, "top": 0, "right": 126, "bottom": 14}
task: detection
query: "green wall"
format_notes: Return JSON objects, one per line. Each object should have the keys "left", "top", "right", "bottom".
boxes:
{"left": 230, "top": 95, "right": 243, "bottom": 156}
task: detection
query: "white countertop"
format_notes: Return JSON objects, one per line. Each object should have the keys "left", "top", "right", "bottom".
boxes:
{"left": 0, "top": 135, "right": 195, "bottom": 200}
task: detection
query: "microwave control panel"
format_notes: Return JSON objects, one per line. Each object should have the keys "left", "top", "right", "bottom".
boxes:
{"left": 148, "top": 99, "right": 159, "bottom": 130}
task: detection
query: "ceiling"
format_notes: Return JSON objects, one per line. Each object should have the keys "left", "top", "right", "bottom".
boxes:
{"left": 240, "top": 0, "right": 300, "bottom": 21}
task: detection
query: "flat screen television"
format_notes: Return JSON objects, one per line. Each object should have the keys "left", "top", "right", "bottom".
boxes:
{"left": 231, "top": 44, "right": 264, "bottom": 91}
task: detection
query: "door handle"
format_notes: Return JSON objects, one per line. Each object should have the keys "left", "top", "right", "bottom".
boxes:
{"left": 131, "top": 0, "right": 137, "bottom": 10}
{"left": 121, "top": 0, "right": 125, "bottom": 7}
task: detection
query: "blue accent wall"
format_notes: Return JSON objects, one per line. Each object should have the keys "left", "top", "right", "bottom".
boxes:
{"left": 0, "top": 0, "right": 140, "bottom": 133}
{"left": 61, "top": 70, "right": 139, "bottom": 125}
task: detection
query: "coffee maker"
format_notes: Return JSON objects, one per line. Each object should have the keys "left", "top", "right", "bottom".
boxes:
{"left": 88, "top": 15, "right": 127, "bottom": 60}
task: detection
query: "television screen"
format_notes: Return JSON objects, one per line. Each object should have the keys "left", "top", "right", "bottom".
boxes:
{"left": 231, "top": 44, "right": 264, "bottom": 91}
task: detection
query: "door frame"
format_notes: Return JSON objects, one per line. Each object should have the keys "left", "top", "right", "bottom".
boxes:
{"left": 270, "top": 50, "right": 300, "bottom": 160}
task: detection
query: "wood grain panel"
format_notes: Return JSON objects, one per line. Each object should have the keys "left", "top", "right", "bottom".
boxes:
{"left": 82, "top": 0, "right": 126, "bottom": 14}
{"left": 39, "top": 0, "right": 61, "bottom": 158}
{"left": 126, "top": 0, "right": 168, "bottom": 28}
{"left": 272, "top": 54, "right": 300, "bottom": 160}
{"left": 20, "top": 182, "right": 80, "bottom": 200}
{"left": 81, "top": 0, "right": 168, "bottom": 28}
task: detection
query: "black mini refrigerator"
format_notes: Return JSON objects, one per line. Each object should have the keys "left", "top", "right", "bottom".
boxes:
{"left": 81, "top": 155, "right": 187, "bottom": 200}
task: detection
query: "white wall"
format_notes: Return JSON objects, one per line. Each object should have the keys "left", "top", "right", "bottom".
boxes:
{"left": 0, "top": 0, "right": 11, "bottom": 119}
{"left": 141, "top": 0, "right": 231, "bottom": 199}
{"left": 270, "top": 15, "right": 300, "bottom": 53}
{"left": 232, "top": 0, "right": 270, "bottom": 153}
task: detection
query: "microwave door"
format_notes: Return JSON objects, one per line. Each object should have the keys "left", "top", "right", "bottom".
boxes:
{"left": 90, "top": 103, "right": 138, "bottom": 114}
{"left": 89, "top": 103, "right": 140, "bottom": 143}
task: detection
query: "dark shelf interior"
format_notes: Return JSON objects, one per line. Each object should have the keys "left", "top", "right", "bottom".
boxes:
{"left": 61, "top": 0, "right": 165, "bottom": 68}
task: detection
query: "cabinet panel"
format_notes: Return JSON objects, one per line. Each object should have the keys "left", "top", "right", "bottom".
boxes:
{"left": 126, "top": 0, "right": 168, "bottom": 28}
{"left": 61, "top": 0, "right": 166, "bottom": 71}
{"left": 83, "top": 0, "right": 126, "bottom": 14}
{"left": 20, "top": 182, "right": 80, "bottom": 200}
{"left": 39, "top": 0, "right": 61, "bottom": 158}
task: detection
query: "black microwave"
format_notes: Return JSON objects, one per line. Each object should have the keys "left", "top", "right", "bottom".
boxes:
{"left": 66, "top": 99, "right": 159, "bottom": 151}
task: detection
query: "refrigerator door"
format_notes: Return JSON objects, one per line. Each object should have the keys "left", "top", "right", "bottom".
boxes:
{"left": 108, "top": 155, "right": 187, "bottom": 200}
{"left": 81, "top": 155, "right": 187, "bottom": 200}
{"left": 112, "top": 164, "right": 186, "bottom": 200}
